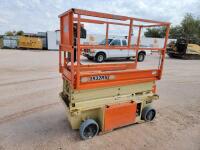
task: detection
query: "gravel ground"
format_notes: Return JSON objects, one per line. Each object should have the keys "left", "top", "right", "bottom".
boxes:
{"left": 0, "top": 49, "right": 200, "bottom": 150}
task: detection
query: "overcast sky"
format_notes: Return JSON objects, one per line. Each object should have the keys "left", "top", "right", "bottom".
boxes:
{"left": 0, "top": 0, "right": 199, "bottom": 34}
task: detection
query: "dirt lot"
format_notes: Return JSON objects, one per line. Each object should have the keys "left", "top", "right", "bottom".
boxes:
{"left": 0, "top": 49, "right": 200, "bottom": 150}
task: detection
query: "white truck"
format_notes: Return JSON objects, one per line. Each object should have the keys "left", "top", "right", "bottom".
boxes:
{"left": 83, "top": 38, "right": 152, "bottom": 63}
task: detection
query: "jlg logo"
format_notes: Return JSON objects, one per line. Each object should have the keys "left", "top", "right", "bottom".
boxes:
{"left": 90, "top": 75, "right": 110, "bottom": 81}
{"left": 81, "top": 75, "right": 115, "bottom": 83}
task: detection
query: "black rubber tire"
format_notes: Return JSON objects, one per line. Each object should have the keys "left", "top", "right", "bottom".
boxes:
{"left": 79, "top": 119, "right": 99, "bottom": 140}
{"left": 137, "top": 52, "right": 145, "bottom": 62}
{"left": 141, "top": 106, "right": 156, "bottom": 121}
{"left": 95, "top": 53, "right": 106, "bottom": 63}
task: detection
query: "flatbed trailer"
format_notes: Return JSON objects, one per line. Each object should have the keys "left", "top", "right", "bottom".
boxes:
{"left": 59, "top": 8, "right": 170, "bottom": 140}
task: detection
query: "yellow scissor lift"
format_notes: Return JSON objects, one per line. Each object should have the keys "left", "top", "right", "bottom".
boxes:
{"left": 59, "top": 8, "right": 170, "bottom": 140}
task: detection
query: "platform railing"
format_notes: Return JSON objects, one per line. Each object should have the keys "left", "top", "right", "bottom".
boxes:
{"left": 59, "top": 9, "right": 170, "bottom": 90}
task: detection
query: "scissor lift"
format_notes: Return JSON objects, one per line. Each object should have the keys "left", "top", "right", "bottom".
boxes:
{"left": 59, "top": 8, "right": 170, "bottom": 140}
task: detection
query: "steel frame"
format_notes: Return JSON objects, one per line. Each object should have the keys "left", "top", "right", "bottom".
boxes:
{"left": 59, "top": 8, "right": 170, "bottom": 90}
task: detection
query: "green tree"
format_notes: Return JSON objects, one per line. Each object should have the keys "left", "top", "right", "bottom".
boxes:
{"left": 16, "top": 30, "right": 24, "bottom": 36}
{"left": 181, "top": 13, "right": 200, "bottom": 43}
{"left": 181, "top": 14, "right": 199, "bottom": 37}
{"left": 5, "top": 30, "right": 24, "bottom": 36}
{"left": 198, "top": 19, "right": 200, "bottom": 38}
{"left": 144, "top": 13, "right": 200, "bottom": 44}
{"left": 144, "top": 27, "right": 166, "bottom": 38}
{"left": 169, "top": 25, "right": 184, "bottom": 39}
{"left": 5, "top": 31, "right": 14, "bottom": 36}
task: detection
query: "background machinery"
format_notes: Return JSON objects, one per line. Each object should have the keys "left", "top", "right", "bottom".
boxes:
{"left": 18, "top": 36, "right": 43, "bottom": 49}
{"left": 59, "top": 8, "right": 170, "bottom": 140}
{"left": 167, "top": 38, "right": 200, "bottom": 59}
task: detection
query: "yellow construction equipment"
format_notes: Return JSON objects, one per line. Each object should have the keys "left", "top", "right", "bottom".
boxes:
{"left": 187, "top": 44, "right": 200, "bottom": 54}
{"left": 18, "top": 36, "right": 42, "bottom": 49}
{"left": 167, "top": 38, "right": 200, "bottom": 59}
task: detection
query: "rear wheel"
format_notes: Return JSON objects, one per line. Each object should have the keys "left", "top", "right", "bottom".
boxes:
{"left": 79, "top": 119, "right": 99, "bottom": 140}
{"left": 95, "top": 53, "right": 106, "bottom": 63}
{"left": 137, "top": 52, "right": 145, "bottom": 62}
{"left": 141, "top": 106, "right": 156, "bottom": 121}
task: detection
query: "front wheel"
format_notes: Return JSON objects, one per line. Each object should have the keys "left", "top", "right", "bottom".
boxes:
{"left": 141, "top": 106, "right": 156, "bottom": 121}
{"left": 79, "top": 119, "right": 99, "bottom": 140}
{"left": 95, "top": 53, "right": 106, "bottom": 63}
{"left": 137, "top": 52, "right": 145, "bottom": 62}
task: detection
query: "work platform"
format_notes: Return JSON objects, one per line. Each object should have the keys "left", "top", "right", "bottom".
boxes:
{"left": 59, "top": 8, "right": 170, "bottom": 140}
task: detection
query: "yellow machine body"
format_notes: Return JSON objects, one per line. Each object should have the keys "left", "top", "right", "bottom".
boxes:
{"left": 60, "top": 80, "right": 158, "bottom": 132}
